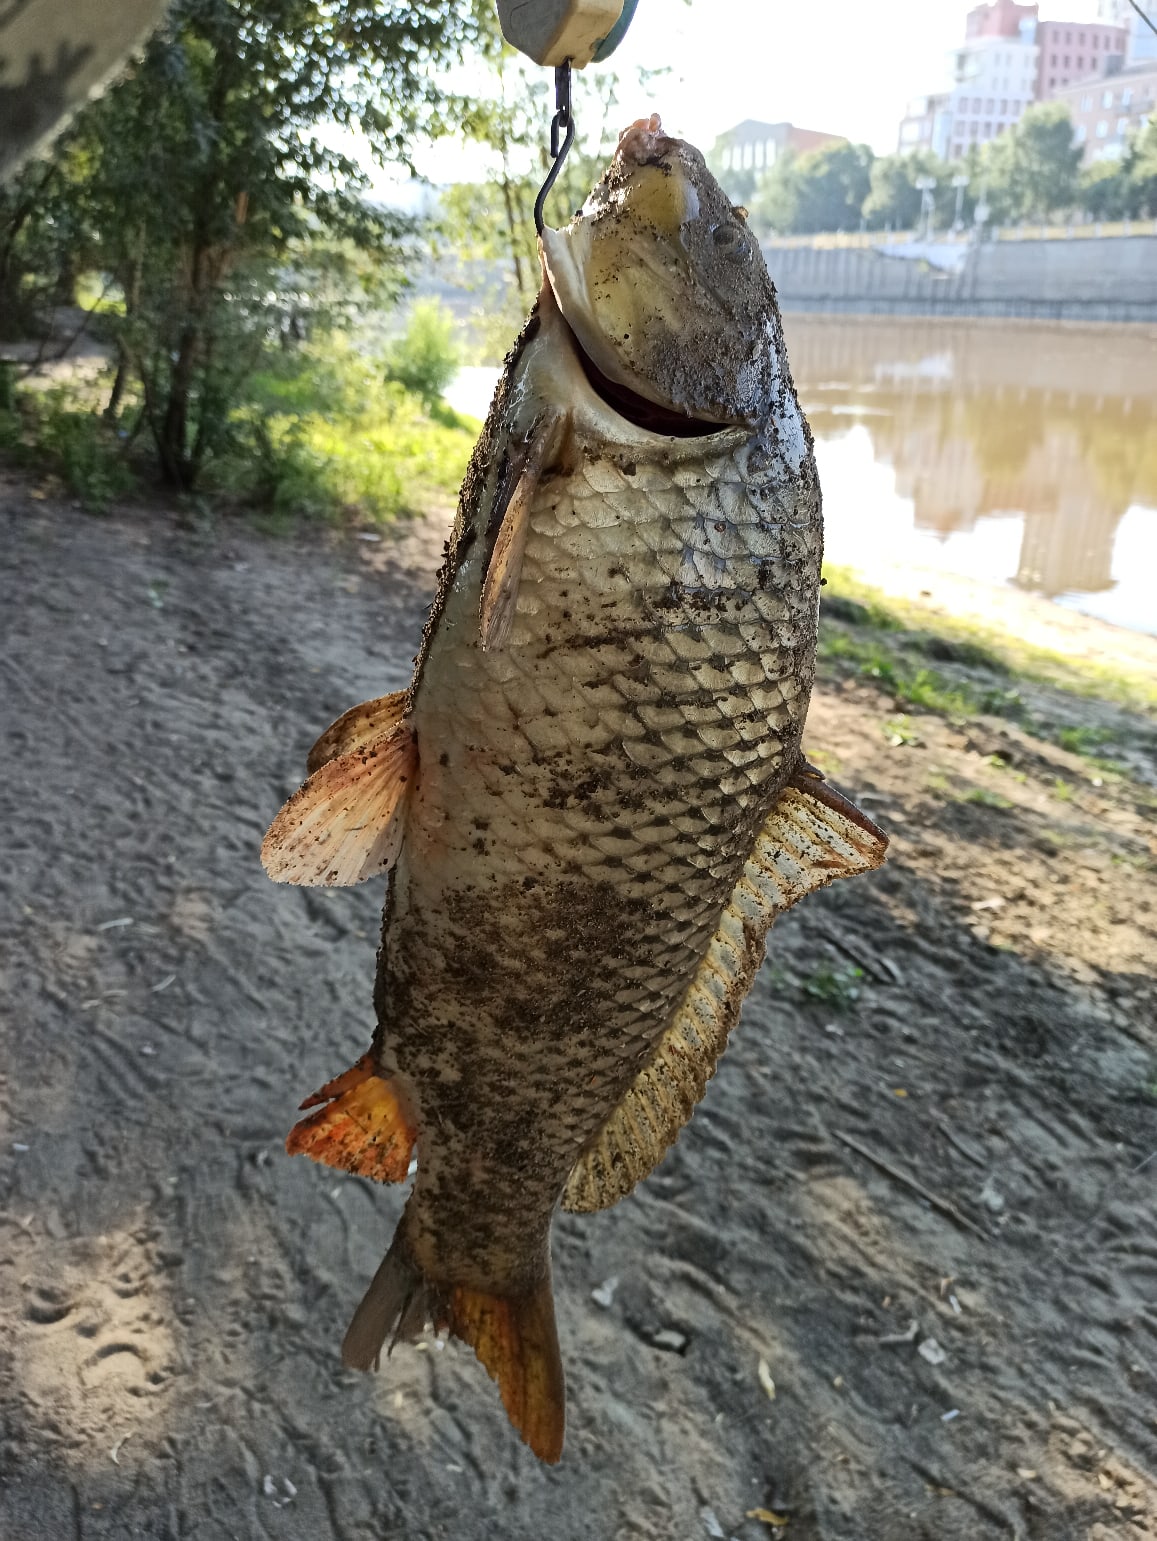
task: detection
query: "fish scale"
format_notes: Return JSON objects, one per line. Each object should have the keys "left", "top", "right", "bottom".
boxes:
{"left": 380, "top": 365, "right": 822, "bottom": 1297}
{"left": 262, "top": 120, "right": 887, "bottom": 1462}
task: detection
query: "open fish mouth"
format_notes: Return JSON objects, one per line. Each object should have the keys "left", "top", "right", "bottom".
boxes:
{"left": 539, "top": 113, "right": 781, "bottom": 433}
{"left": 559, "top": 311, "right": 729, "bottom": 439}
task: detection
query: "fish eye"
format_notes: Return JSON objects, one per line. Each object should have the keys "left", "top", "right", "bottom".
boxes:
{"left": 712, "top": 224, "right": 750, "bottom": 259}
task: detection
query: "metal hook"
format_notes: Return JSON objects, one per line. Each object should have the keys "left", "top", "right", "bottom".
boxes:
{"left": 533, "top": 61, "right": 575, "bottom": 237}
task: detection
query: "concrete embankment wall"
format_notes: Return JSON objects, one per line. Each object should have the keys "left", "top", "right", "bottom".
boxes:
{"left": 763, "top": 236, "right": 1157, "bottom": 323}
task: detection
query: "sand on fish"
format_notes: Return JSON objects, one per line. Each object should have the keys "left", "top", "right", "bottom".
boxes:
{"left": 1, "top": 470, "right": 1154, "bottom": 1541}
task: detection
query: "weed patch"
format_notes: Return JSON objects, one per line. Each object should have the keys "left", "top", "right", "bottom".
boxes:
{"left": 801, "top": 964, "right": 863, "bottom": 1010}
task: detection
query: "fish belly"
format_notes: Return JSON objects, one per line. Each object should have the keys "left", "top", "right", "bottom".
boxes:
{"left": 377, "top": 436, "right": 821, "bottom": 1286}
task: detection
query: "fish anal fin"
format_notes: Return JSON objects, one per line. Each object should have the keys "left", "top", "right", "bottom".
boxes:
{"left": 342, "top": 1226, "right": 565, "bottom": 1464}
{"left": 261, "top": 723, "right": 417, "bottom": 887}
{"left": 563, "top": 763, "right": 888, "bottom": 1213}
{"left": 286, "top": 1054, "right": 416, "bottom": 1183}
{"left": 480, "top": 410, "right": 566, "bottom": 652}
{"left": 307, "top": 689, "right": 409, "bottom": 776}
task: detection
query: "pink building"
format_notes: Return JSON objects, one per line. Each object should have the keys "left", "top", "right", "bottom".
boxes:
{"left": 1035, "top": 19, "right": 1127, "bottom": 99}
{"left": 965, "top": 0, "right": 1038, "bottom": 40}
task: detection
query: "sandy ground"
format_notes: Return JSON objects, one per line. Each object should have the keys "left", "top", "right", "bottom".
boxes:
{"left": 1, "top": 471, "right": 1154, "bottom": 1541}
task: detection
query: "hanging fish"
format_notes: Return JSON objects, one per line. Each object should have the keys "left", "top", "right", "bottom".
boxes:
{"left": 262, "top": 116, "right": 886, "bottom": 1464}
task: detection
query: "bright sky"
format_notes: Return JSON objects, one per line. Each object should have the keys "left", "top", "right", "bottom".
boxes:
{"left": 391, "top": 0, "right": 1106, "bottom": 195}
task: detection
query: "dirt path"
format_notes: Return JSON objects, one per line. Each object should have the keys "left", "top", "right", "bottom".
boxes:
{"left": 1, "top": 473, "right": 1154, "bottom": 1541}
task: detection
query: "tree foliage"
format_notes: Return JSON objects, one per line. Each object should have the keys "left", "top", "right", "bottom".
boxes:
{"left": 441, "top": 19, "right": 670, "bottom": 308}
{"left": 749, "top": 142, "right": 874, "bottom": 236}
{"left": 979, "top": 104, "right": 1082, "bottom": 222}
{"left": 0, "top": 0, "right": 483, "bottom": 487}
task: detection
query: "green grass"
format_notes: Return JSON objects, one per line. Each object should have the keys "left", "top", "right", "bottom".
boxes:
{"left": 802, "top": 964, "right": 863, "bottom": 1010}
{"left": 211, "top": 338, "right": 476, "bottom": 522}
{"left": 0, "top": 385, "right": 136, "bottom": 510}
{"left": 820, "top": 629, "right": 1020, "bottom": 720}
{"left": 960, "top": 787, "right": 1014, "bottom": 811}
{"left": 822, "top": 564, "right": 1157, "bottom": 717}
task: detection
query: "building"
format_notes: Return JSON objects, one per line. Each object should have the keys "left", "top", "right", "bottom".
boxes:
{"left": 711, "top": 120, "right": 844, "bottom": 178}
{"left": 1097, "top": 0, "right": 1157, "bottom": 63}
{"left": 944, "top": 25, "right": 1039, "bottom": 159}
{"left": 1052, "top": 59, "right": 1157, "bottom": 160}
{"left": 898, "top": 92, "right": 954, "bottom": 157}
{"left": 965, "top": 0, "right": 1037, "bottom": 38}
{"left": 897, "top": 0, "right": 1041, "bottom": 159}
{"left": 1035, "top": 19, "right": 1127, "bottom": 99}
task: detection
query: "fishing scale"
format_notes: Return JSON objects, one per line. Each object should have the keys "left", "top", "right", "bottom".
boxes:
{"left": 495, "top": 0, "right": 642, "bottom": 231}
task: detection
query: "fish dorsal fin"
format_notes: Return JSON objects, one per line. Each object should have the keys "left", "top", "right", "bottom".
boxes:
{"left": 562, "top": 764, "right": 887, "bottom": 1214}
{"left": 480, "top": 409, "right": 566, "bottom": 652}
{"left": 261, "top": 723, "right": 417, "bottom": 887}
{"left": 307, "top": 690, "right": 409, "bottom": 776}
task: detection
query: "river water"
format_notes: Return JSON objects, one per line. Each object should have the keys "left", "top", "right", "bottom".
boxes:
{"left": 444, "top": 318, "right": 1157, "bottom": 638}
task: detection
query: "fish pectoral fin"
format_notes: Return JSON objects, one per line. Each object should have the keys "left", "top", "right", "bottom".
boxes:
{"left": 286, "top": 1053, "right": 416, "bottom": 1183}
{"left": 479, "top": 409, "right": 567, "bottom": 652}
{"left": 306, "top": 689, "right": 409, "bottom": 776}
{"left": 343, "top": 1227, "right": 566, "bottom": 1464}
{"left": 563, "top": 761, "right": 887, "bottom": 1214}
{"left": 261, "top": 722, "right": 417, "bottom": 887}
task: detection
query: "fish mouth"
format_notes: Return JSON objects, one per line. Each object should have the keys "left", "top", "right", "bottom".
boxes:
{"left": 559, "top": 314, "right": 727, "bottom": 440}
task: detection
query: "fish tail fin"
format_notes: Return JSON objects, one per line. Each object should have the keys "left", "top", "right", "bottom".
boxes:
{"left": 286, "top": 1054, "right": 416, "bottom": 1184}
{"left": 447, "top": 1271, "right": 565, "bottom": 1464}
{"left": 342, "top": 1226, "right": 566, "bottom": 1464}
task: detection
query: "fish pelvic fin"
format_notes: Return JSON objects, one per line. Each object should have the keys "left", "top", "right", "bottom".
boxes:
{"left": 286, "top": 1054, "right": 416, "bottom": 1183}
{"left": 306, "top": 689, "right": 409, "bottom": 776}
{"left": 563, "top": 760, "right": 888, "bottom": 1214}
{"left": 479, "top": 408, "right": 567, "bottom": 653}
{"left": 261, "top": 721, "right": 417, "bottom": 887}
{"left": 343, "top": 1226, "right": 565, "bottom": 1464}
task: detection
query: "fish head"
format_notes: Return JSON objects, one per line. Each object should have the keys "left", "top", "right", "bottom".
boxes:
{"left": 539, "top": 115, "right": 783, "bottom": 430}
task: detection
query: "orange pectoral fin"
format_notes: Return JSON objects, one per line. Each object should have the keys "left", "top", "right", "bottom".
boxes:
{"left": 286, "top": 1055, "right": 416, "bottom": 1183}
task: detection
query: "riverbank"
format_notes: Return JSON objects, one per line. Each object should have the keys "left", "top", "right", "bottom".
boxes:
{"left": 763, "top": 231, "right": 1157, "bottom": 323}
{"left": 1, "top": 471, "right": 1153, "bottom": 1540}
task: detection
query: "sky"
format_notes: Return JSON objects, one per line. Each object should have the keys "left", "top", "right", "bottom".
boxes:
{"left": 386, "top": 0, "right": 1108, "bottom": 195}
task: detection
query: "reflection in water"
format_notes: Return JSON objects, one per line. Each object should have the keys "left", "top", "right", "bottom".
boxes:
{"left": 783, "top": 317, "right": 1157, "bottom": 634}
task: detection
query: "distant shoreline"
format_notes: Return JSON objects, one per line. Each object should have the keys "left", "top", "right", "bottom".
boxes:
{"left": 765, "top": 232, "right": 1157, "bottom": 325}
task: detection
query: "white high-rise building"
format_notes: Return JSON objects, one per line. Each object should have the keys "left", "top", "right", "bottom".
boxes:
{"left": 944, "top": 29, "right": 1039, "bottom": 160}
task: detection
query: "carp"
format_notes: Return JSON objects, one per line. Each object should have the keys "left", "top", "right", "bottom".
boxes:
{"left": 262, "top": 115, "right": 886, "bottom": 1463}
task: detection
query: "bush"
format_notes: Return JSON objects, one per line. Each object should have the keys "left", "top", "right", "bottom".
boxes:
{"left": 212, "top": 337, "right": 474, "bottom": 522}
{"left": 0, "top": 381, "right": 136, "bottom": 510}
{"left": 383, "top": 299, "right": 459, "bottom": 409}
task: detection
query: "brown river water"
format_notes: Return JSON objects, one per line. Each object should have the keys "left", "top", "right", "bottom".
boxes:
{"left": 447, "top": 317, "right": 1157, "bottom": 636}
{"left": 784, "top": 316, "right": 1157, "bottom": 637}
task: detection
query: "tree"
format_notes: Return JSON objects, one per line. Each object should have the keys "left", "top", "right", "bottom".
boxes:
{"left": 3, "top": 0, "right": 484, "bottom": 488}
{"left": 981, "top": 103, "right": 1082, "bottom": 222}
{"left": 1123, "top": 118, "right": 1157, "bottom": 216}
{"left": 1078, "top": 160, "right": 1132, "bottom": 220}
{"left": 862, "top": 151, "right": 951, "bottom": 231}
{"left": 749, "top": 141, "right": 872, "bottom": 235}
{"left": 443, "top": 24, "right": 655, "bottom": 307}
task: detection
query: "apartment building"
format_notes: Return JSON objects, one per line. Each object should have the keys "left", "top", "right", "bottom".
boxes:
{"left": 1035, "top": 19, "right": 1127, "bottom": 98}
{"left": 898, "top": 0, "right": 1040, "bottom": 157}
{"left": 712, "top": 120, "right": 844, "bottom": 176}
{"left": 1052, "top": 61, "right": 1157, "bottom": 159}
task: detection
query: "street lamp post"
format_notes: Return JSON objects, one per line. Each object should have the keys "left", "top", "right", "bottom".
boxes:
{"left": 952, "top": 173, "right": 970, "bottom": 233}
{"left": 914, "top": 174, "right": 937, "bottom": 241}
